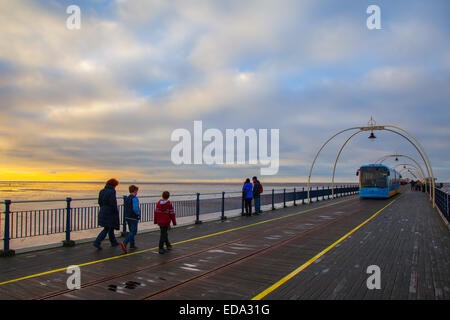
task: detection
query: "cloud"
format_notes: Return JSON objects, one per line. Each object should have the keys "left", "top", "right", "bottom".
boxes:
{"left": 0, "top": 0, "right": 449, "bottom": 181}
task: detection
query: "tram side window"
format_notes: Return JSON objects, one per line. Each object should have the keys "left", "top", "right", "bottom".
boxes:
{"left": 391, "top": 171, "right": 398, "bottom": 186}
{"left": 360, "top": 167, "right": 388, "bottom": 188}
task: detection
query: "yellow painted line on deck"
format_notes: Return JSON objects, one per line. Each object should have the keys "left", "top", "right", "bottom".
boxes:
{"left": 251, "top": 195, "right": 402, "bottom": 300}
{"left": 0, "top": 197, "right": 357, "bottom": 287}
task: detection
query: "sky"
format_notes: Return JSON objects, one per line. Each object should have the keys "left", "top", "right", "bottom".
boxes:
{"left": 0, "top": 0, "right": 449, "bottom": 183}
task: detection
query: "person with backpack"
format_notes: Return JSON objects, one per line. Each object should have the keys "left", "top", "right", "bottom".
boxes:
{"left": 154, "top": 191, "right": 177, "bottom": 254}
{"left": 93, "top": 178, "right": 120, "bottom": 249}
{"left": 252, "top": 176, "right": 262, "bottom": 214}
{"left": 120, "top": 185, "right": 141, "bottom": 254}
{"left": 242, "top": 178, "right": 253, "bottom": 216}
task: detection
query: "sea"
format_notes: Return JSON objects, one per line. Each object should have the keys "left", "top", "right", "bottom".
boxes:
{"left": 0, "top": 181, "right": 348, "bottom": 211}
{"left": 0, "top": 180, "right": 447, "bottom": 211}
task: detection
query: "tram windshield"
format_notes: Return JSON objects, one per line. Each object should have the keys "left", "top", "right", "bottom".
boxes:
{"left": 360, "top": 167, "right": 389, "bottom": 188}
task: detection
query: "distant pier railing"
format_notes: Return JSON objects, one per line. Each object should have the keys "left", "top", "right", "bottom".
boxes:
{"left": 1, "top": 185, "right": 359, "bottom": 255}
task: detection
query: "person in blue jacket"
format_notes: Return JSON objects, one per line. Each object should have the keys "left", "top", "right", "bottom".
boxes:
{"left": 242, "top": 178, "right": 253, "bottom": 216}
{"left": 120, "top": 185, "right": 141, "bottom": 253}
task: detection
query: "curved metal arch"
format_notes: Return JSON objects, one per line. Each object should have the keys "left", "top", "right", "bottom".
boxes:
{"left": 376, "top": 154, "right": 425, "bottom": 171}
{"left": 330, "top": 130, "right": 363, "bottom": 198}
{"left": 392, "top": 162, "right": 425, "bottom": 180}
{"left": 306, "top": 127, "right": 361, "bottom": 202}
{"left": 400, "top": 169, "right": 418, "bottom": 180}
{"left": 375, "top": 154, "right": 428, "bottom": 184}
{"left": 307, "top": 122, "right": 436, "bottom": 208}
{"left": 393, "top": 163, "right": 425, "bottom": 181}
{"left": 384, "top": 125, "right": 435, "bottom": 207}
{"left": 399, "top": 167, "right": 424, "bottom": 181}
{"left": 400, "top": 168, "right": 423, "bottom": 181}
{"left": 373, "top": 140, "right": 431, "bottom": 200}
{"left": 407, "top": 169, "right": 422, "bottom": 181}
{"left": 396, "top": 167, "right": 425, "bottom": 181}
{"left": 375, "top": 129, "right": 432, "bottom": 202}
{"left": 329, "top": 128, "right": 433, "bottom": 204}
{"left": 399, "top": 167, "right": 420, "bottom": 176}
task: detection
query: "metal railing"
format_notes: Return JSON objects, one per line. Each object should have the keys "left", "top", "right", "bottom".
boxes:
{"left": 435, "top": 187, "right": 450, "bottom": 223}
{"left": 1, "top": 185, "right": 359, "bottom": 254}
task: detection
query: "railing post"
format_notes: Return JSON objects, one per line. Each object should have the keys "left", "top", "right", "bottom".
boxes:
{"left": 63, "top": 197, "right": 75, "bottom": 247}
{"left": 316, "top": 186, "right": 319, "bottom": 202}
{"left": 1, "top": 200, "right": 15, "bottom": 257}
{"left": 195, "top": 193, "right": 202, "bottom": 224}
{"left": 121, "top": 195, "right": 128, "bottom": 237}
{"left": 221, "top": 192, "right": 226, "bottom": 221}
{"left": 283, "top": 188, "right": 287, "bottom": 208}
{"left": 272, "top": 189, "right": 275, "bottom": 210}
{"left": 293, "top": 188, "right": 297, "bottom": 206}
{"left": 302, "top": 187, "right": 305, "bottom": 205}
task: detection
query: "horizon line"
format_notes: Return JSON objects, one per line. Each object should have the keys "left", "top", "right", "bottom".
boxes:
{"left": 0, "top": 180, "right": 360, "bottom": 184}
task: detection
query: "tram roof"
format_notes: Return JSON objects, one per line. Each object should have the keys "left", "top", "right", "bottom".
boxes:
{"left": 360, "top": 164, "right": 390, "bottom": 169}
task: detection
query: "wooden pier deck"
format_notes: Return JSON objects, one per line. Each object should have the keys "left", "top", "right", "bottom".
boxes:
{"left": 0, "top": 188, "right": 448, "bottom": 300}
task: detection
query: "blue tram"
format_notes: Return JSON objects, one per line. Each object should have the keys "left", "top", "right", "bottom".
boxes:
{"left": 357, "top": 164, "right": 401, "bottom": 199}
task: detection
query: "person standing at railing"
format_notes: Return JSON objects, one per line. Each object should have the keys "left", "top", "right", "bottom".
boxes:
{"left": 154, "top": 191, "right": 177, "bottom": 254}
{"left": 120, "top": 185, "right": 141, "bottom": 254}
{"left": 415, "top": 180, "right": 421, "bottom": 191}
{"left": 252, "top": 176, "right": 262, "bottom": 215}
{"left": 242, "top": 178, "right": 253, "bottom": 216}
{"left": 93, "top": 178, "right": 120, "bottom": 250}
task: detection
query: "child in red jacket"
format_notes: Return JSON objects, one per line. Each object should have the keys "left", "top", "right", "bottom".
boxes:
{"left": 154, "top": 191, "right": 177, "bottom": 254}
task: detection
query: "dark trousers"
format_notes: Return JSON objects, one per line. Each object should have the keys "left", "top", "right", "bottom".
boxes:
{"left": 254, "top": 197, "right": 261, "bottom": 213}
{"left": 244, "top": 198, "right": 252, "bottom": 215}
{"left": 123, "top": 219, "right": 138, "bottom": 247}
{"left": 94, "top": 227, "right": 117, "bottom": 245}
{"left": 159, "top": 226, "right": 171, "bottom": 249}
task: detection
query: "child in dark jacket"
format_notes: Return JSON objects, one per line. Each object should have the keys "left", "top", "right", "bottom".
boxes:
{"left": 154, "top": 191, "right": 177, "bottom": 254}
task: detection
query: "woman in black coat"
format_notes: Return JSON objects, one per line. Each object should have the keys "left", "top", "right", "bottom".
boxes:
{"left": 93, "top": 178, "right": 120, "bottom": 249}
